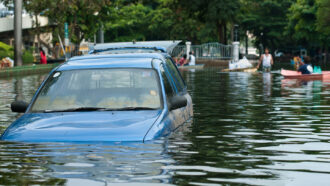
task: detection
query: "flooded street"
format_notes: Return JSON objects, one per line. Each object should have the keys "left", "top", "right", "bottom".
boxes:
{"left": 1, "top": 67, "right": 330, "bottom": 185}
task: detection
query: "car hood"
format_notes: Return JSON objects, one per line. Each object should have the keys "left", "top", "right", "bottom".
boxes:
{"left": 1, "top": 110, "right": 161, "bottom": 142}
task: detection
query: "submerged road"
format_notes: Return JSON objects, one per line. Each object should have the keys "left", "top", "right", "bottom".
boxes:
{"left": 1, "top": 65, "right": 330, "bottom": 185}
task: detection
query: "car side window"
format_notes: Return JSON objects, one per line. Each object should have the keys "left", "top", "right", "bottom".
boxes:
{"left": 165, "top": 58, "right": 186, "bottom": 92}
{"left": 160, "top": 64, "right": 175, "bottom": 99}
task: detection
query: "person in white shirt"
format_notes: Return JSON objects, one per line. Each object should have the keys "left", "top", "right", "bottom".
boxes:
{"left": 257, "top": 48, "right": 273, "bottom": 72}
{"left": 188, "top": 51, "right": 196, "bottom": 66}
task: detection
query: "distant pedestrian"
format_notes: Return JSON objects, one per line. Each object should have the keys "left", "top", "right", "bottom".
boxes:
{"left": 39, "top": 47, "right": 47, "bottom": 64}
{"left": 188, "top": 51, "right": 196, "bottom": 66}
{"left": 257, "top": 48, "right": 273, "bottom": 72}
{"left": 292, "top": 52, "right": 303, "bottom": 70}
{"left": 178, "top": 54, "right": 188, "bottom": 66}
{"left": 297, "top": 59, "right": 313, "bottom": 74}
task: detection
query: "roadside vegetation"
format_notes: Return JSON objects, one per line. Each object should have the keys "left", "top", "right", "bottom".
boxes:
{"left": 0, "top": 0, "right": 329, "bottom": 56}
{"left": 0, "top": 42, "right": 34, "bottom": 63}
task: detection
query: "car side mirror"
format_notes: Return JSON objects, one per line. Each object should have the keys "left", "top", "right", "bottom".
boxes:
{"left": 169, "top": 95, "right": 187, "bottom": 111}
{"left": 11, "top": 101, "right": 29, "bottom": 113}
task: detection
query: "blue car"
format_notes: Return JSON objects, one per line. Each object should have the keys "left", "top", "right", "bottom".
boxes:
{"left": 0, "top": 52, "right": 193, "bottom": 142}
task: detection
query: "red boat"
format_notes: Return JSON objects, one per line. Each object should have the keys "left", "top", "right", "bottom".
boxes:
{"left": 281, "top": 69, "right": 330, "bottom": 81}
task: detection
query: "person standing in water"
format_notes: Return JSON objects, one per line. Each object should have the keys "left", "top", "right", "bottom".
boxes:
{"left": 188, "top": 51, "right": 196, "bottom": 66}
{"left": 256, "top": 48, "right": 273, "bottom": 72}
{"left": 39, "top": 47, "right": 47, "bottom": 64}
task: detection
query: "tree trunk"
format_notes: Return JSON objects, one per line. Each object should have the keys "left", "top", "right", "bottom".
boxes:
{"left": 245, "top": 33, "right": 248, "bottom": 55}
{"left": 224, "top": 23, "right": 227, "bottom": 45}
{"left": 35, "top": 14, "right": 41, "bottom": 49}
{"left": 324, "top": 45, "right": 328, "bottom": 65}
{"left": 217, "top": 21, "right": 225, "bottom": 44}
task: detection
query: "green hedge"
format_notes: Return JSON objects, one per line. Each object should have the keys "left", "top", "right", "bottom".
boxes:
{"left": 22, "top": 49, "right": 34, "bottom": 64}
{"left": 0, "top": 42, "right": 34, "bottom": 64}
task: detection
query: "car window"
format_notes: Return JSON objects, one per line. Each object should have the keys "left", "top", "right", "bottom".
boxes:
{"left": 31, "top": 68, "right": 162, "bottom": 112}
{"left": 160, "top": 64, "right": 175, "bottom": 99}
{"left": 165, "top": 58, "right": 186, "bottom": 92}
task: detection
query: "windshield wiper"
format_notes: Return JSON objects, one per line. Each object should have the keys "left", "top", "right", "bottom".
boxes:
{"left": 43, "top": 107, "right": 107, "bottom": 113}
{"left": 104, "top": 107, "right": 158, "bottom": 111}
{"left": 42, "top": 107, "right": 157, "bottom": 113}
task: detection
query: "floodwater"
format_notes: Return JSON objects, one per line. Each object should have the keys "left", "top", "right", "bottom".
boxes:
{"left": 1, "top": 66, "right": 330, "bottom": 185}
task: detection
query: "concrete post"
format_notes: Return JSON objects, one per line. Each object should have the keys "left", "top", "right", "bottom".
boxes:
{"left": 186, "top": 41, "right": 191, "bottom": 58}
{"left": 98, "top": 24, "right": 104, "bottom": 43}
{"left": 233, "top": 41, "right": 240, "bottom": 62}
{"left": 14, "top": 0, "right": 23, "bottom": 66}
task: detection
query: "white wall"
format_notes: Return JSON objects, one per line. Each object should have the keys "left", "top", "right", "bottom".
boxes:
{"left": 0, "top": 15, "right": 49, "bottom": 33}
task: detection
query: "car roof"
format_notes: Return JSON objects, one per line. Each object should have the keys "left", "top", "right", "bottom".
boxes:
{"left": 91, "top": 40, "right": 181, "bottom": 54}
{"left": 57, "top": 53, "right": 167, "bottom": 71}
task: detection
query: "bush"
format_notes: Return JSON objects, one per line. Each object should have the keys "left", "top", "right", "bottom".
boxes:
{"left": 0, "top": 41, "right": 13, "bottom": 51}
{"left": 22, "top": 50, "right": 34, "bottom": 64}
{"left": 0, "top": 42, "right": 35, "bottom": 64}
{"left": 0, "top": 42, "right": 14, "bottom": 59}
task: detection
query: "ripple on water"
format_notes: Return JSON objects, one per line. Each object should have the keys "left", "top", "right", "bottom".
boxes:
{"left": 1, "top": 69, "right": 330, "bottom": 184}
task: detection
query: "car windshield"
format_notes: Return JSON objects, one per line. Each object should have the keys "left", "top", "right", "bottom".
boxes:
{"left": 31, "top": 68, "right": 162, "bottom": 112}
{"left": 95, "top": 48, "right": 162, "bottom": 55}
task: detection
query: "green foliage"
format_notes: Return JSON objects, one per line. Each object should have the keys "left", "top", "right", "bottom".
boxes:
{"left": 1, "top": 0, "right": 328, "bottom": 52}
{"left": 167, "top": 0, "right": 240, "bottom": 44}
{"left": 286, "top": 0, "right": 330, "bottom": 49}
{"left": 0, "top": 42, "right": 14, "bottom": 59}
{"left": 240, "top": 0, "right": 294, "bottom": 51}
{"left": 316, "top": 0, "right": 330, "bottom": 36}
{"left": 0, "top": 41, "right": 13, "bottom": 52}
{"left": 43, "top": 0, "right": 111, "bottom": 45}
{"left": 287, "top": 0, "right": 319, "bottom": 45}
{"left": 22, "top": 50, "right": 34, "bottom": 64}
{"left": 104, "top": 0, "right": 178, "bottom": 42}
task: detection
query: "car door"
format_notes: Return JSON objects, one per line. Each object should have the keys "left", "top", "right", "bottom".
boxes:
{"left": 159, "top": 63, "right": 186, "bottom": 131}
{"left": 164, "top": 57, "right": 193, "bottom": 120}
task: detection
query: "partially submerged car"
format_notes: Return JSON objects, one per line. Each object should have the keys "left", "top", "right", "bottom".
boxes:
{"left": 0, "top": 52, "right": 193, "bottom": 142}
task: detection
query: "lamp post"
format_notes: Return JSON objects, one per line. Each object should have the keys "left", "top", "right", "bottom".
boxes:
{"left": 259, "top": 32, "right": 264, "bottom": 57}
{"left": 232, "top": 24, "right": 240, "bottom": 61}
{"left": 94, "top": 11, "right": 104, "bottom": 44}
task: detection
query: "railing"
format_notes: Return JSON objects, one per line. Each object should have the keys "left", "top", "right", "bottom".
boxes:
{"left": 69, "top": 42, "right": 234, "bottom": 61}
{"left": 171, "top": 42, "right": 233, "bottom": 60}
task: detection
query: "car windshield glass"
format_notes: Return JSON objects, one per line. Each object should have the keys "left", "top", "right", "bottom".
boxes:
{"left": 95, "top": 48, "right": 161, "bottom": 54}
{"left": 31, "top": 68, "right": 162, "bottom": 112}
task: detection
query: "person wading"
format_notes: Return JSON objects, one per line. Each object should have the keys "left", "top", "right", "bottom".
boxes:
{"left": 39, "top": 47, "right": 47, "bottom": 64}
{"left": 257, "top": 48, "right": 273, "bottom": 72}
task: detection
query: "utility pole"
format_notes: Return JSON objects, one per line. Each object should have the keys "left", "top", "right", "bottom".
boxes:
{"left": 245, "top": 31, "right": 248, "bottom": 56}
{"left": 64, "top": 22, "right": 70, "bottom": 60}
{"left": 97, "top": 24, "right": 104, "bottom": 43}
{"left": 14, "top": 0, "right": 23, "bottom": 66}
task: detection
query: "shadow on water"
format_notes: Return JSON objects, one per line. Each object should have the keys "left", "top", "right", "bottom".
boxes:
{"left": 1, "top": 68, "right": 330, "bottom": 185}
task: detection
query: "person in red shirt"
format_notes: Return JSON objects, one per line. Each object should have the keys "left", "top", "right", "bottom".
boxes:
{"left": 39, "top": 47, "right": 47, "bottom": 64}
{"left": 178, "top": 54, "right": 188, "bottom": 66}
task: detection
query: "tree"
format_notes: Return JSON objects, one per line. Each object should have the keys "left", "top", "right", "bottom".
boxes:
{"left": 104, "top": 1, "right": 154, "bottom": 42}
{"left": 104, "top": 0, "right": 180, "bottom": 42}
{"left": 45, "top": 0, "right": 111, "bottom": 47}
{"left": 286, "top": 0, "right": 330, "bottom": 60}
{"left": 316, "top": 0, "right": 330, "bottom": 34}
{"left": 286, "top": 0, "right": 319, "bottom": 46}
{"left": 240, "top": 0, "right": 294, "bottom": 52}
{"left": 316, "top": 0, "right": 330, "bottom": 61}
{"left": 22, "top": 0, "right": 49, "bottom": 48}
{"left": 168, "top": 0, "right": 240, "bottom": 44}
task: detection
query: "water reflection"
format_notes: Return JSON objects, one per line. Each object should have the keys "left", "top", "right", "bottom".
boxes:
{"left": 0, "top": 140, "right": 177, "bottom": 185}
{"left": 1, "top": 69, "right": 330, "bottom": 185}
{"left": 0, "top": 75, "right": 46, "bottom": 133}
{"left": 262, "top": 72, "right": 272, "bottom": 98}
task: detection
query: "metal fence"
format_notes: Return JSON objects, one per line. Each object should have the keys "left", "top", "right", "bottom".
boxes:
{"left": 68, "top": 42, "right": 233, "bottom": 61}
{"left": 171, "top": 42, "right": 233, "bottom": 60}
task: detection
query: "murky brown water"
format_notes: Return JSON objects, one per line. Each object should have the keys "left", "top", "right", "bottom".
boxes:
{"left": 1, "top": 66, "right": 330, "bottom": 185}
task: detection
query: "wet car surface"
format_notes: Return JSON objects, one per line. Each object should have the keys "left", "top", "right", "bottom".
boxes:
{"left": 0, "top": 53, "right": 193, "bottom": 142}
